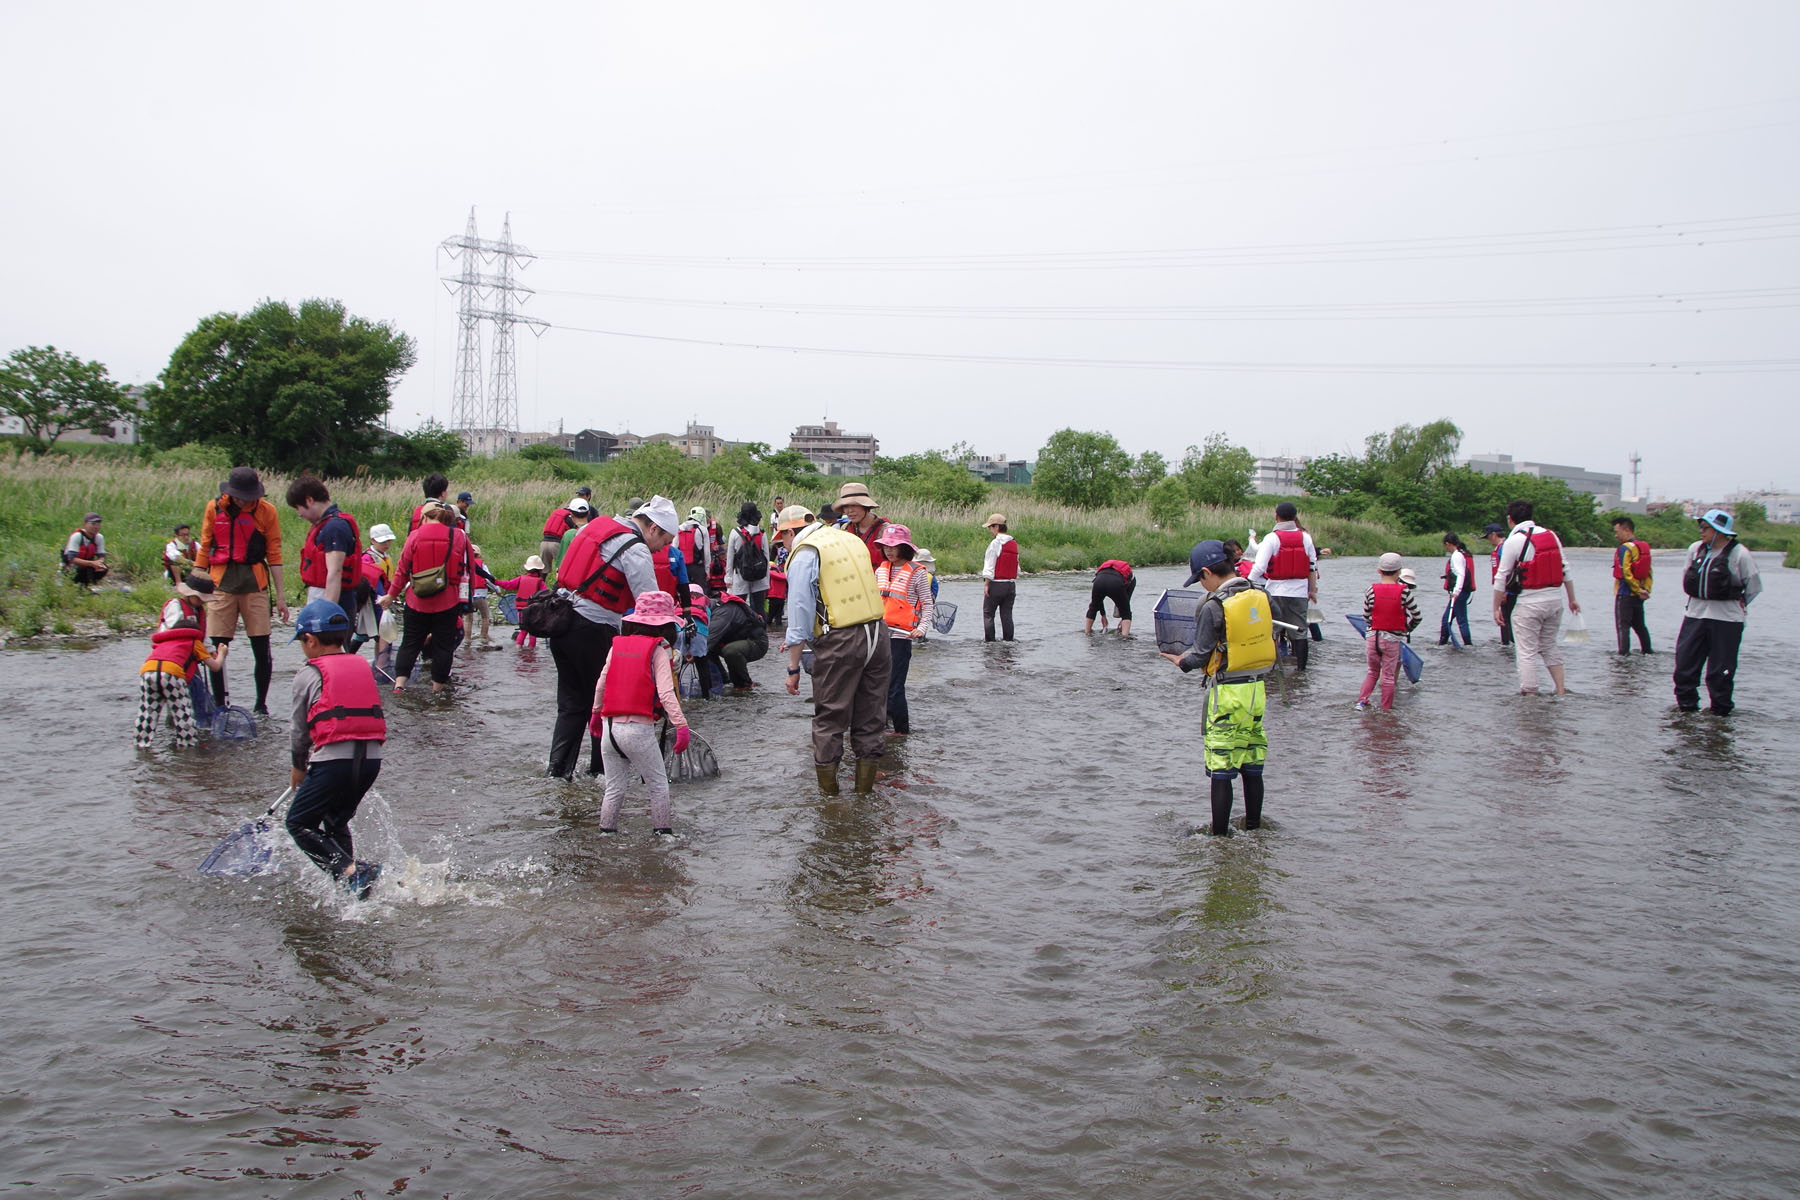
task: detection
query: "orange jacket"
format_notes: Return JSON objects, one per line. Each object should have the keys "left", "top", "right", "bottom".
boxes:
{"left": 194, "top": 496, "right": 284, "bottom": 590}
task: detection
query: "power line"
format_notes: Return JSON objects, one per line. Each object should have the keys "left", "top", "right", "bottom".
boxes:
{"left": 549, "top": 322, "right": 1800, "bottom": 375}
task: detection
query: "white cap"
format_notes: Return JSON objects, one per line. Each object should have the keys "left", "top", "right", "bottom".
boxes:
{"left": 633, "top": 494, "right": 680, "bottom": 534}
{"left": 368, "top": 523, "right": 396, "bottom": 543}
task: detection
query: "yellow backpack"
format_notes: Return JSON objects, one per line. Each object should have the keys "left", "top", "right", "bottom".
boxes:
{"left": 1207, "top": 585, "right": 1277, "bottom": 680}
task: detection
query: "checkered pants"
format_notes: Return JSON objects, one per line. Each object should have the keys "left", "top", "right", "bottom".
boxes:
{"left": 135, "top": 670, "right": 200, "bottom": 748}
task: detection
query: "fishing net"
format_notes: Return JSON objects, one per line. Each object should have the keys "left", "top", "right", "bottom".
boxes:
{"left": 199, "top": 788, "right": 291, "bottom": 877}
{"left": 499, "top": 593, "right": 519, "bottom": 625}
{"left": 931, "top": 601, "right": 958, "bottom": 634}
{"left": 188, "top": 675, "right": 216, "bottom": 725}
{"left": 662, "top": 725, "right": 720, "bottom": 783}
{"left": 211, "top": 705, "right": 259, "bottom": 740}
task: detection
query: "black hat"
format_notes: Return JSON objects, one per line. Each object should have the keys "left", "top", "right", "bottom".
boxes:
{"left": 221, "top": 466, "right": 265, "bottom": 503}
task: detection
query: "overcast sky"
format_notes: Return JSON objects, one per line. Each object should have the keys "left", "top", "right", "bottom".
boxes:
{"left": 5, "top": 1, "right": 1797, "bottom": 499}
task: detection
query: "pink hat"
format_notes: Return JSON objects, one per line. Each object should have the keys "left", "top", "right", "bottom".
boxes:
{"left": 688, "top": 583, "right": 707, "bottom": 597}
{"left": 626, "top": 590, "right": 680, "bottom": 628}
{"left": 874, "top": 523, "right": 915, "bottom": 550}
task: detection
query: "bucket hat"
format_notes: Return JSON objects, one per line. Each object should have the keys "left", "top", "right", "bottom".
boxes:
{"left": 687, "top": 506, "right": 709, "bottom": 524}
{"left": 836, "top": 481, "right": 879, "bottom": 509}
{"left": 1378, "top": 552, "right": 1404, "bottom": 573}
{"left": 221, "top": 467, "right": 264, "bottom": 503}
{"left": 1699, "top": 508, "right": 1736, "bottom": 536}
{"left": 874, "top": 523, "right": 916, "bottom": 550}
{"left": 524, "top": 554, "right": 546, "bottom": 571}
{"left": 914, "top": 547, "right": 936, "bottom": 568}
{"left": 626, "top": 590, "right": 680, "bottom": 628}
{"left": 174, "top": 570, "right": 215, "bottom": 600}
{"left": 1184, "top": 539, "right": 1230, "bottom": 586}
{"left": 1399, "top": 567, "right": 1418, "bottom": 586}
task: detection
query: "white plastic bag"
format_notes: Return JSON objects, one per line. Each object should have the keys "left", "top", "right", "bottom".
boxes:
{"left": 1562, "top": 610, "right": 1589, "bottom": 644}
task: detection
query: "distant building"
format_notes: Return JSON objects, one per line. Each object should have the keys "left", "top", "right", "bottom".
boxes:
{"left": 2, "top": 385, "right": 147, "bottom": 445}
{"left": 1463, "top": 453, "right": 1622, "bottom": 504}
{"left": 1252, "top": 455, "right": 1309, "bottom": 495}
{"left": 964, "top": 452, "right": 1033, "bottom": 486}
{"left": 674, "top": 422, "right": 726, "bottom": 462}
{"left": 571, "top": 429, "right": 618, "bottom": 463}
{"left": 790, "top": 420, "right": 878, "bottom": 474}
{"left": 1728, "top": 489, "right": 1800, "bottom": 524}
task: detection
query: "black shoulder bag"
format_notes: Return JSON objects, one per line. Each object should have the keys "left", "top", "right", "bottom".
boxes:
{"left": 521, "top": 533, "right": 644, "bottom": 639}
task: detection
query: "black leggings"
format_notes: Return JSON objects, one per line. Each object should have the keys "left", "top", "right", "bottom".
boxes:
{"left": 984, "top": 580, "right": 1016, "bottom": 641}
{"left": 1087, "top": 572, "right": 1135, "bottom": 621}
{"left": 1209, "top": 770, "right": 1265, "bottom": 835}
{"left": 209, "top": 633, "right": 273, "bottom": 709}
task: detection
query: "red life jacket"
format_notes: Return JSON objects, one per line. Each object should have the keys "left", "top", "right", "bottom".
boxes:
{"left": 299, "top": 508, "right": 361, "bottom": 589}
{"left": 1443, "top": 548, "right": 1476, "bottom": 594}
{"left": 1099, "top": 559, "right": 1133, "bottom": 579}
{"left": 599, "top": 635, "right": 666, "bottom": 719}
{"left": 143, "top": 625, "right": 206, "bottom": 678}
{"left": 1612, "top": 539, "right": 1652, "bottom": 581}
{"left": 1516, "top": 527, "right": 1565, "bottom": 589}
{"left": 542, "top": 507, "right": 573, "bottom": 538}
{"left": 767, "top": 568, "right": 788, "bottom": 600}
{"left": 678, "top": 526, "right": 704, "bottom": 571}
{"left": 853, "top": 518, "right": 889, "bottom": 567}
{"left": 408, "top": 522, "right": 467, "bottom": 587}
{"left": 70, "top": 530, "right": 100, "bottom": 561}
{"left": 514, "top": 573, "right": 548, "bottom": 602}
{"left": 305, "top": 653, "right": 387, "bottom": 747}
{"left": 1234, "top": 559, "right": 1253, "bottom": 578}
{"left": 210, "top": 499, "right": 264, "bottom": 565}
{"left": 1266, "top": 528, "right": 1311, "bottom": 580}
{"left": 1369, "top": 581, "right": 1408, "bottom": 632}
{"left": 358, "top": 549, "right": 388, "bottom": 593}
{"left": 556, "top": 516, "right": 642, "bottom": 612}
{"left": 707, "top": 523, "right": 727, "bottom": 583}
{"left": 1490, "top": 545, "right": 1502, "bottom": 582}
{"left": 163, "top": 538, "right": 196, "bottom": 571}
{"left": 653, "top": 549, "right": 680, "bottom": 599}
{"left": 992, "top": 537, "right": 1019, "bottom": 580}
{"left": 410, "top": 500, "right": 456, "bottom": 536}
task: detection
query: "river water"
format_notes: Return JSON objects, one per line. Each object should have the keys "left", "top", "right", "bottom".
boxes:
{"left": 3, "top": 550, "right": 1796, "bottom": 1198}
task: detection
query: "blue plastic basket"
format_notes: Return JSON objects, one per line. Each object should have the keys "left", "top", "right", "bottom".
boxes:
{"left": 1153, "top": 589, "right": 1206, "bottom": 654}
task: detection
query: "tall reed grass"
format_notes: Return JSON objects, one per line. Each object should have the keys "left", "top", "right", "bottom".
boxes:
{"left": 0, "top": 457, "right": 1440, "bottom": 635}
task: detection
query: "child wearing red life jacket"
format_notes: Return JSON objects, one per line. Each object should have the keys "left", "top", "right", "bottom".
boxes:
{"left": 495, "top": 555, "right": 550, "bottom": 647}
{"left": 590, "top": 590, "right": 691, "bottom": 837}
{"left": 1357, "top": 553, "right": 1423, "bottom": 711}
{"left": 135, "top": 572, "right": 221, "bottom": 749}
{"left": 286, "top": 599, "right": 387, "bottom": 900}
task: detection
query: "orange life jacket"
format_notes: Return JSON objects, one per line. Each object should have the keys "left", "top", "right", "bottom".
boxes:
{"left": 880, "top": 561, "right": 922, "bottom": 632}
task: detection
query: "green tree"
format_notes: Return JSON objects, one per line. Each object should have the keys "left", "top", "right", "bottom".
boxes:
{"left": 1734, "top": 500, "right": 1767, "bottom": 530}
{"left": 0, "top": 345, "right": 131, "bottom": 454}
{"left": 872, "top": 446, "right": 989, "bottom": 506}
{"left": 1130, "top": 450, "right": 1168, "bottom": 493}
{"left": 380, "top": 419, "right": 467, "bottom": 478}
{"left": 1178, "top": 433, "right": 1255, "bottom": 507}
{"left": 1032, "top": 429, "right": 1132, "bottom": 509}
{"left": 604, "top": 441, "right": 703, "bottom": 501}
{"left": 518, "top": 440, "right": 573, "bottom": 463}
{"left": 1145, "top": 475, "right": 1189, "bottom": 528}
{"left": 1296, "top": 452, "right": 1374, "bottom": 497}
{"left": 146, "top": 298, "right": 416, "bottom": 475}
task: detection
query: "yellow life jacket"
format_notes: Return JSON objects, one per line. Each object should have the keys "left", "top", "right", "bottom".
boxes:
{"left": 795, "top": 524, "right": 884, "bottom": 634}
{"left": 1206, "top": 584, "right": 1277, "bottom": 680}
{"left": 879, "top": 561, "right": 922, "bottom": 632}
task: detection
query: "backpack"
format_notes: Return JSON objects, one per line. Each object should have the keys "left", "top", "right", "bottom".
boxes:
{"left": 734, "top": 528, "right": 769, "bottom": 583}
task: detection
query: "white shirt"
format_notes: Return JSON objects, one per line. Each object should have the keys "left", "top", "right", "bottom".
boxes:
{"left": 1248, "top": 524, "right": 1316, "bottom": 598}
{"left": 1493, "top": 522, "right": 1563, "bottom": 594}
{"left": 980, "top": 533, "right": 1015, "bottom": 580}
{"left": 1445, "top": 549, "right": 1468, "bottom": 594}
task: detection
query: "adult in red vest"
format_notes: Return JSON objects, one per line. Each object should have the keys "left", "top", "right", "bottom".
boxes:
{"left": 384, "top": 502, "right": 473, "bottom": 693}
{"left": 835, "top": 481, "right": 891, "bottom": 568}
{"left": 539, "top": 485, "right": 593, "bottom": 570}
{"left": 285, "top": 475, "right": 361, "bottom": 613}
{"left": 285, "top": 598, "right": 387, "bottom": 900}
{"left": 195, "top": 466, "right": 289, "bottom": 715}
{"left": 1085, "top": 559, "right": 1137, "bottom": 637}
{"left": 1438, "top": 533, "right": 1477, "bottom": 647}
{"left": 544, "top": 495, "right": 674, "bottom": 779}
{"left": 981, "top": 512, "right": 1020, "bottom": 641}
{"left": 1611, "top": 515, "right": 1654, "bottom": 655}
{"left": 1492, "top": 499, "right": 1581, "bottom": 695}
{"left": 62, "top": 512, "right": 109, "bottom": 586}
{"left": 1248, "top": 502, "right": 1319, "bottom": 669}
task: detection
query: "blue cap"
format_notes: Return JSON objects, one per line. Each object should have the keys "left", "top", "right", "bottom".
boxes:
{"left": 1184, "top": 539, "right": 1231, "bottom": 586}
{"left": 457, "top": 491, "right": 474, "bottom": 503}
{"left": 1699, "top": 508, "right": 1735, "bottom": 536}
{"left": 291, "top": 598, "right": 351, "bottom": 641}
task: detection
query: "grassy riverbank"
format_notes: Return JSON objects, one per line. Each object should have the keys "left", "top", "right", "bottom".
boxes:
{"left": 0, "top": 457, "right": 1443, "bottom": 637}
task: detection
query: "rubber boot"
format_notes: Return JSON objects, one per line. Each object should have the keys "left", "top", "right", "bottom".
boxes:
{"left": 1242, "top": 772, "right": 1265, "bottom": 830}
{"left": 815, "top": 763, "right": 841, "bottom": 796}
{"left": 853, "top": 759, "right": 879, "bottom": 794}
{"left": 1209, "top": 775, "right": 1235, "bottom": 836}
